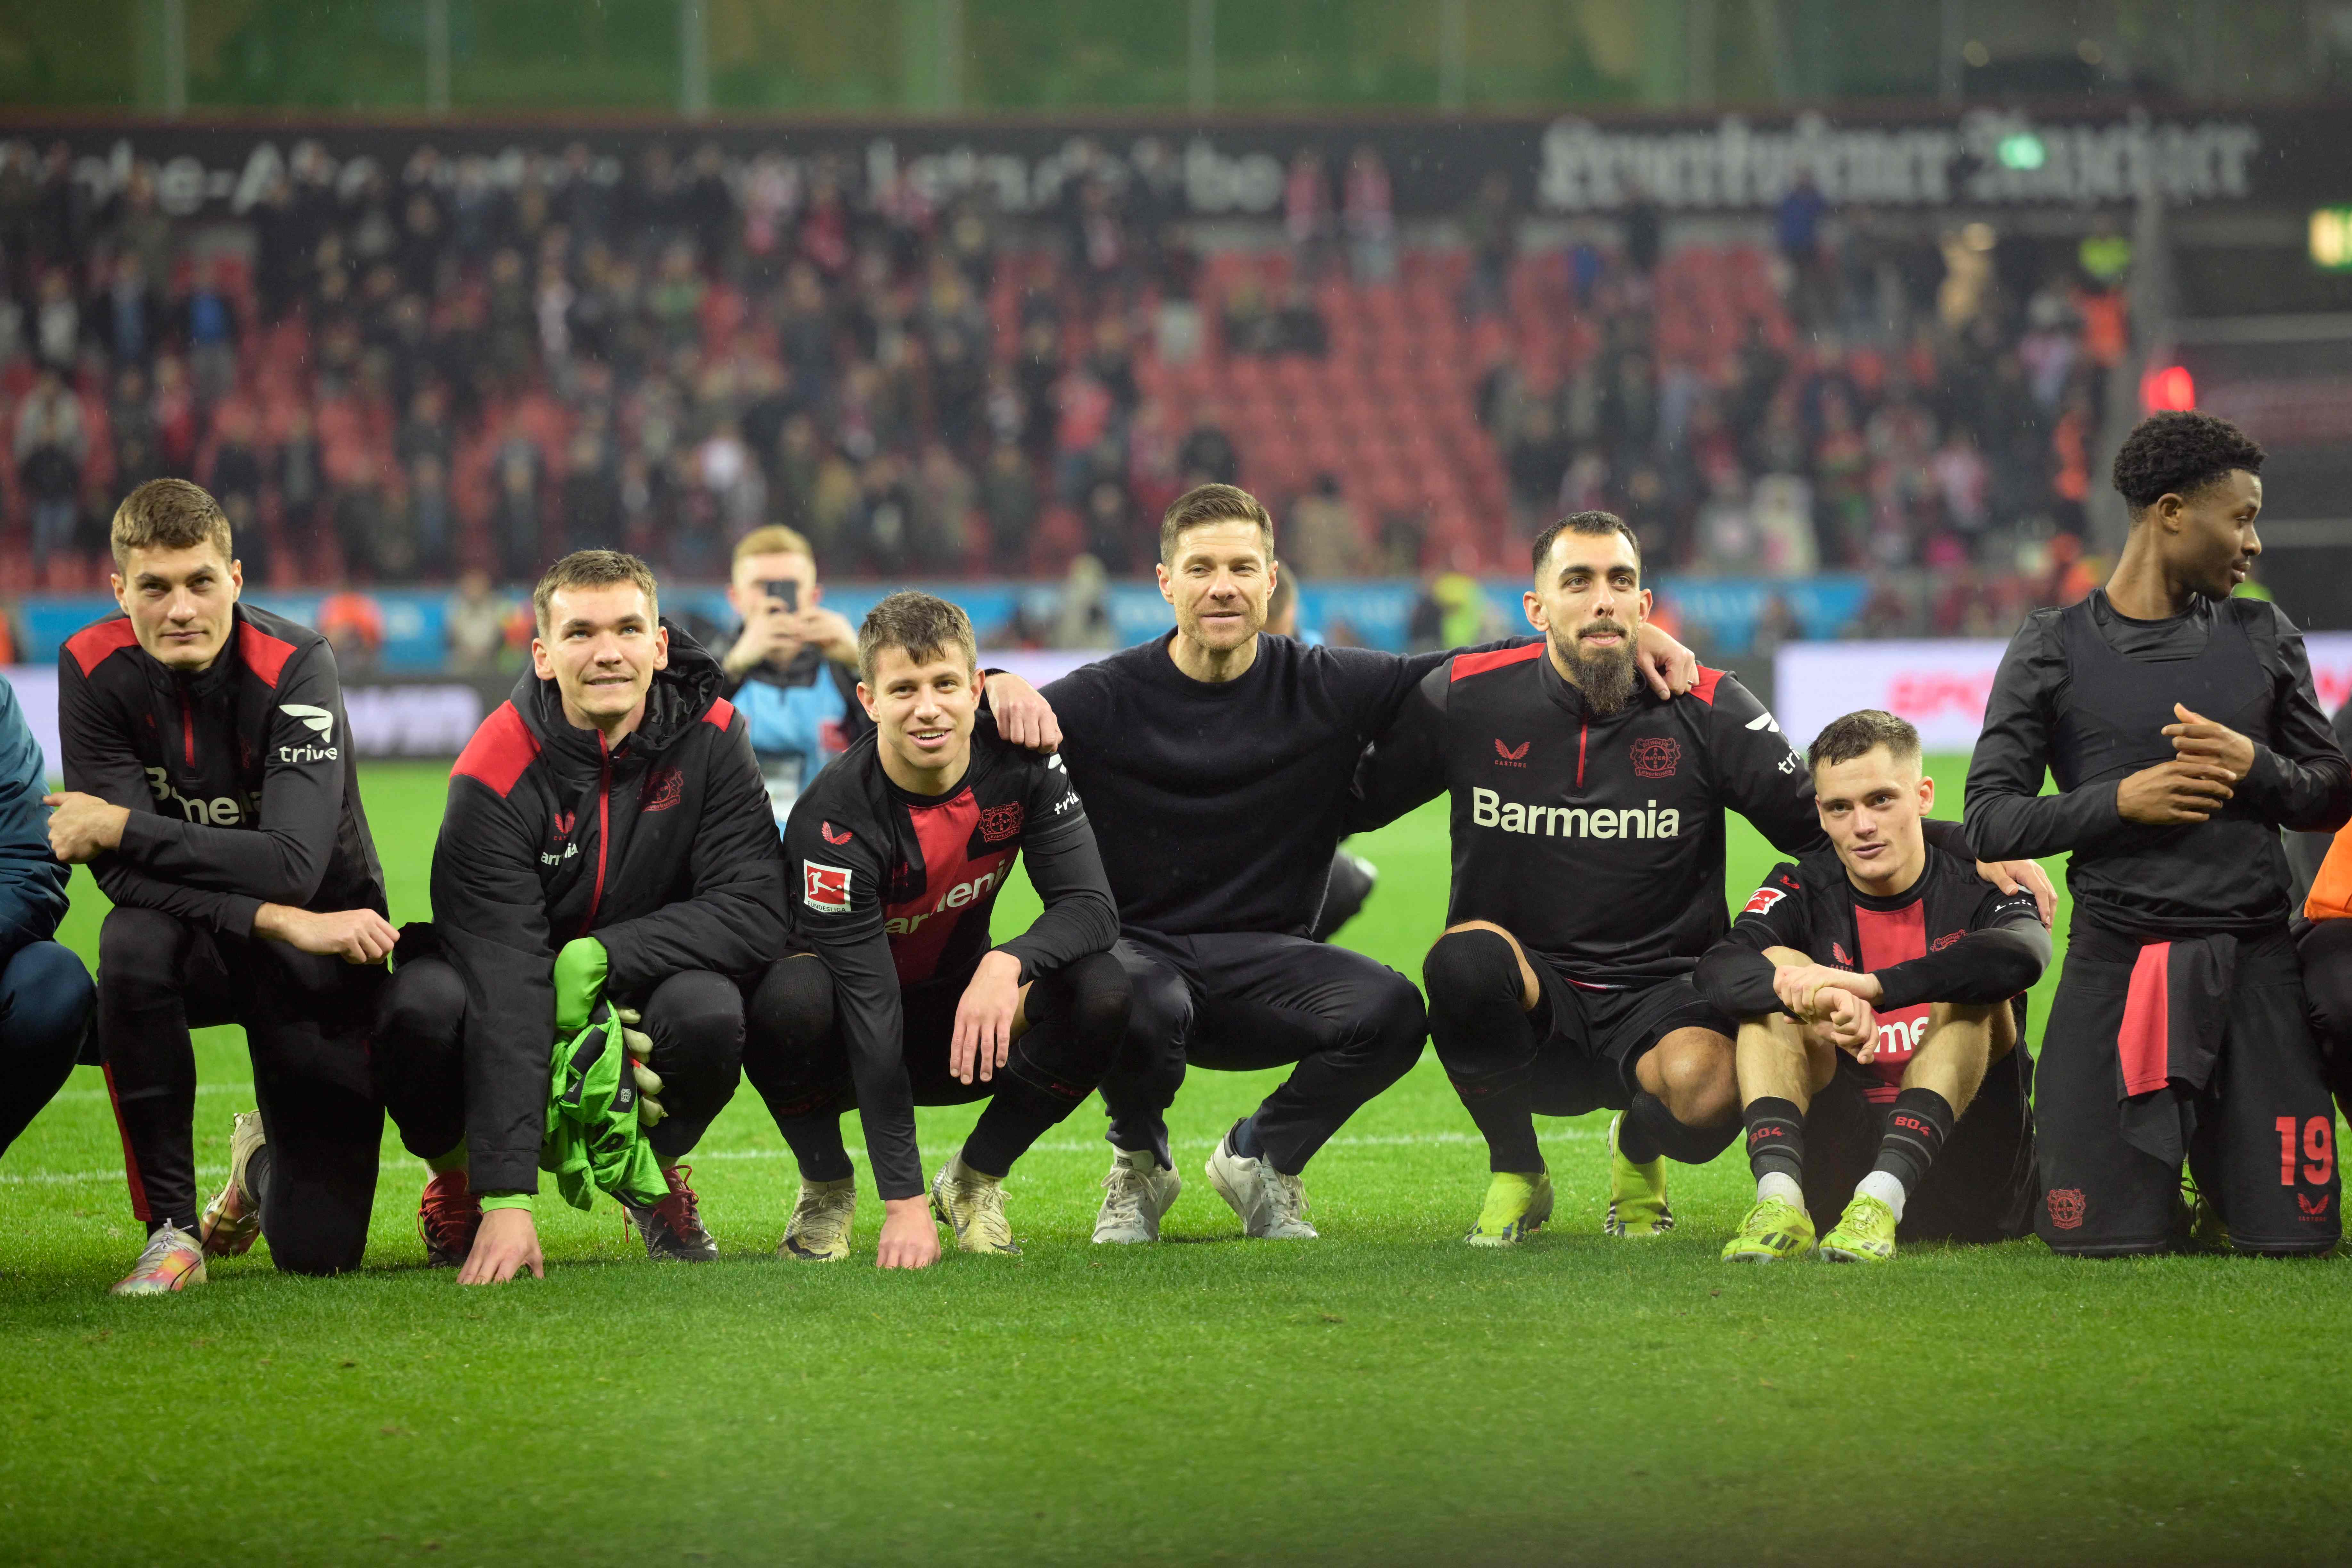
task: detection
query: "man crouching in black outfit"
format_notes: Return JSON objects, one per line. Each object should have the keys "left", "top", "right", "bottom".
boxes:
{"left": 743, "top": 592, "right": 1127, "bottom": 1268}
{"left": 377, "top": 550, "right": 786, "bottom": 1284}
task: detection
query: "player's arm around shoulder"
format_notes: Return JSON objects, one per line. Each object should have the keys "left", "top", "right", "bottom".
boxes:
{"left": 1347, "top": 656, "right": 1454, "bottom": 834}
{"left": 1696, "top": 668, "right": 1822, "bottom": 854}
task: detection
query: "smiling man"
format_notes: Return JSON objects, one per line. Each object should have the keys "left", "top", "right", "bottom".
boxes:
{"left": 52, "top": 478, "right": 449, "bottom": 1293}
{"left": 1019, "top": 485, "right": 1701, "bottom": 1246}
{"left": 1350, "top": 513, "right": 2051, "bottom": 1247}
{"left": 1966, "top": 412, "right": 2352, "bottom": 1257}
{"left": 1696, "top": 710, "right": 2048, "bottom": 1263}
{"left": 742, "top": 592, "right": 1126, "bottom": 1268}
{"left": 376, "top": 550, "right": 785, "bottom": 1284}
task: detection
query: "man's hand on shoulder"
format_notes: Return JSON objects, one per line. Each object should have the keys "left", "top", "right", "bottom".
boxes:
{"left": 1635, "top": 622, "right": 1699, "bottom": 700}
{"left": 254, "top": 904, "right": 399, "bottom": 964}
{"left": 875, "top": 1195, "right": 941, "bottom": 1269}
{"left": 41, "top": 791, "right": 127, "bottom": 863}
{"left": 983, "top": 672, "right": 1061, "bottom": 754}
{"left": 456, "top": 1207, "right": 544, "bottom": 1285}
{"left": 1972, "top": 857, "right": 2057, "bottom": 927}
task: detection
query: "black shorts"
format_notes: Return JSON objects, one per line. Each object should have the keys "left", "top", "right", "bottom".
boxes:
{"left": 1525, "top": 966, "right": 1735, "bottom": 1118}
{"left": 2036, "top": 924, "right": 2339, "bottom": 1257}
{"left": 1801, "top": 1042, "right": 2038, "bottom": 1244}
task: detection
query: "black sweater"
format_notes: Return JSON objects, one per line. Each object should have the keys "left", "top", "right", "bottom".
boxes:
{"left": 1042, "top": 632, "right": 1458, "bottom": 938}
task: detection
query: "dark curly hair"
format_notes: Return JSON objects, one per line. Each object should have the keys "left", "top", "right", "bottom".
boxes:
{"left": 2110, "top": 411, "right": 2266, "bottom": 513}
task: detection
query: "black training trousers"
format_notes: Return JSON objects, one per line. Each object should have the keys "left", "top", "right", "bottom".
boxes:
{"left": 1102, "top": 929, "right": 1427, "bottom": 1174}
{"left": 376, "top": 945, "right": 747, "bottom": 1172}
{"left": 96, "top": 906, "right": 432, "bottom": 1274}
{"left": 742, "top": 948, "right": 1129, "bottom": 1180}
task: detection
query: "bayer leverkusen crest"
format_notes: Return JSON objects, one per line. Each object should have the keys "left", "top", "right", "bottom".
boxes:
{"left": 1629, "top": 736, "right": 1681, "bottom": 779}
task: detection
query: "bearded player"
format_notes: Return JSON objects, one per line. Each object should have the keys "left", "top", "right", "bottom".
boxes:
{"left": 1351, "top": 512, "right": 2051, "bottom": 1245}
{"left": 743, "top": 592, "right": 1127, "bottom": 1266}
{"left": 1696, "top": 710, "right": 2047, "bottom": 1262}
{"left": 1966, "top": 412, "right": 2350, "bottom": 1256}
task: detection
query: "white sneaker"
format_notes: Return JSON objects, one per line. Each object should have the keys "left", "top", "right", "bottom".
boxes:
{"left": 930, "top": 1156, "right": 1020, "bottom": 1254}
{"left": 1093, "top": 1147, "right": 1183, "bottom": 1244}
{"left": 1205, "top": 1133, "right": 1317, "bottom": 1239}
{"left": 778, "top": 1176, "right": 857, "bottom": 1262}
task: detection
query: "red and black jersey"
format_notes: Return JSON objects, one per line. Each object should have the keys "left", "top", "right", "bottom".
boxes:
{"left": 1353, "top": 642, "right": 1829, "bottom": 987}
{"left": 786, "top": 713, "right": 1116, "bottom": 1199}
{"left": 432, "top": 624, "right": 788, "bottom": 1196}
{"left": 58, "top": 601, "right": 385, "bottom": 936}
{"left": 1698, "top": 845, "right": 2047, "bottom": 1102}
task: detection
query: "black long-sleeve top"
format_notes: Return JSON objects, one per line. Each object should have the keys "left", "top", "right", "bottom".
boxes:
{"left": 1964, "top": 592, "right": 2351, "bottom": 938}
{"left": 784, "top": 715, "right": 1116, "bottom": 1199}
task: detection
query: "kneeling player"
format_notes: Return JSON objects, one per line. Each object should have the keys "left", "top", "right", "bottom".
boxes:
{"left": 744, "top": 592, "right": 1127, "bottom": 1268}
{"left": 52, "top": 479, "right": 455, "bottom": 1292}
{"left": 378, "top": 550, "right": 787, "bottom": 1283}
{"left": 1696, "top": 711, "right": 2048, "bottom": 1262}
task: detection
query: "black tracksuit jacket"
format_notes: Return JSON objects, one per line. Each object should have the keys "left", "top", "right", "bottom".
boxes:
{"left": 433, "top": 624, "right": 787, "bottom": 1194}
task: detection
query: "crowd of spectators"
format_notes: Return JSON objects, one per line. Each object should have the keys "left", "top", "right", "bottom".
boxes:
{"left": 0, "top": 131, "right": 2131, "bottom": 643}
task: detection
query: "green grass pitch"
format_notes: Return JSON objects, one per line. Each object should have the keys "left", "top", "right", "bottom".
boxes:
{"left": 4, "top": 755, "right": 2348, "bottom": 1566}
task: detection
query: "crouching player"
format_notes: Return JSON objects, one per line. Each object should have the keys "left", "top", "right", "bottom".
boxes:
{"left": 1696, "top": 711, "right": 2049, "bottom": 1262}
{"left": 53, "top": 479, "right": 452, "bottom": 1292}
{"left": 744, "top": 592, "right": 1127, "bottom": 1268}
{"left": 377, "top": 550, "right": 786, "bottom": 1283}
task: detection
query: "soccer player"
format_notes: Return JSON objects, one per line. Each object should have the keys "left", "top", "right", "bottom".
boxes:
{"left": 0, "top": 672, "right": 94, "bottom": 1162}
{"left": 1696, "top": 710, "right": 2048, "bottom": 1262}
{"left": 714, "top": 525, "right": 870, "bottom": 830}
{"left": 743, "top": 592, "right": 1126, "bottom": 1267}
{"left": 995, "top": 484, "right": 1699, "bottom": 1245}
{"left": 1966, "top": 412, "right": 2352, "bottom": 1256}
{"left": 2288, "top": 696, "right": 2352, "bottom": 1117}
{"left": 51, "top": 478, "right": 450, "bottom": 1293}
{"left": 1350, "top": 512, "right": 2047, "bottom": 1245}
{"left": 376, "top": 550, "right": 787, "bottom": 1284}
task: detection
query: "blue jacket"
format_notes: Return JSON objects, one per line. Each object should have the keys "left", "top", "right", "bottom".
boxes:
{"left": 0, "top": 674, "right": 70, "bottom": 965}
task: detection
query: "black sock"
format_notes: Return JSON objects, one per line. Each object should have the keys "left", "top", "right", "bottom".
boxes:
{"left": 779, "top": 1115, "right": 855, "bottom": 1184}
{"left": 1226, "top": 1114, "right": 1264, "bottom": 1160}
{"left": 1874, "top": 1087, "right": 1955, "bottom": 1193}
{"left": 1743, "top": 1097, "right": 1806, "bottom": 1186}
{"left": 1625, "top": 1090, "right": 1741, "bottom": 1165}
{"left": 1453, "top": 1067, "right": 1543, "bottom": 1173}
{"left": 245, "top": 1143, "right": 276, "bottom": 1232}
{"left": 962, "top": 1079, "right": 1076, "bottom": 1179}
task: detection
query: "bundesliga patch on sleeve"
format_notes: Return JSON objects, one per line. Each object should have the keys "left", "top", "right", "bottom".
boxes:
{"left": 1741, "top": 885, "right": 1787, "bottom": 916}
{"left": 802, "top": 862, "right": 853, "bottom": 913}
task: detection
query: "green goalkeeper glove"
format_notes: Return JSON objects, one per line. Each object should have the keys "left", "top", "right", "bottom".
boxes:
{"left": 552, "top": 937, "right": 608, "bottom": 1036}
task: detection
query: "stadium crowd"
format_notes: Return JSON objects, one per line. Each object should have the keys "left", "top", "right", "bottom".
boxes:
{"left": 0, "top": 135, "right": 2127, "bottom": 631}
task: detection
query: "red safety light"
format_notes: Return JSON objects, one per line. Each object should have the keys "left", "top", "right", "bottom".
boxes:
{"left": 2141, "top": 364, "right": 2196, "bottom": 412}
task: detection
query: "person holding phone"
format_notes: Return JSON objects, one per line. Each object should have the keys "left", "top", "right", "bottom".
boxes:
{"left": 716, "top": 527, "right": 871, "bottom": 829}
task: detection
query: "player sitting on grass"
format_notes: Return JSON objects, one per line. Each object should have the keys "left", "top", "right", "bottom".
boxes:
{"left": 375, "top": 550, "right": 786, "bottom": 1284}
{"left": 743, "top": 592, "right": 1127, "bottom": 1267}
{"left": 51, "top": 478, "right": 448, "bottom": 1294}
{"left": 1349, "top": 513, "right": 2051, "bottom": 1248}
{"left": 0, "top": 671, "right": 93, "bottom": 1165}
{"left": 1696, "top": 710, "right": 2049, "bottom": 1263}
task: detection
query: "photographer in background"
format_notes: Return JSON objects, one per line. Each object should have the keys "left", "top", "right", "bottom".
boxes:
{"left": 716, "top": 526, "right": 870, "bottom": 830}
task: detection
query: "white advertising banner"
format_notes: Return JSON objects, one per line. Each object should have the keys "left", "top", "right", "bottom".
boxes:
{"left": 1774, "top": 632, "right": 2352, "bottom": 752}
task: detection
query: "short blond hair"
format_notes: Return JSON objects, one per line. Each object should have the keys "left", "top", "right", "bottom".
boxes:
{"left": 732, "top": 525, "right": 814, "bottom": 568}
{"left": 112, "top": 478, "right": 233, "bottom": 569}
{"left": 534, "top": 549, "right": 660, "bottom": 633}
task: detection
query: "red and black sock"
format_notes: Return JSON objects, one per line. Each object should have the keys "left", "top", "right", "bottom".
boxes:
{"left": 1743, "top": 1097, "right": 1806, "bottom": 1186}
{"left": 1873, "top": 1087, "right": 1955, "bottom": 1193}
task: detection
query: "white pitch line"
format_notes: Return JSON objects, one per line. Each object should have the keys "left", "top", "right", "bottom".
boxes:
{"left": 0, "top": 1127, "right": 1600, "bottom": 1188}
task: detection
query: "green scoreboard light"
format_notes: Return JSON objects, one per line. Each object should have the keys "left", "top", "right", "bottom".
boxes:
{"left": 2311, "top": 207, "right": 2352, "bottom": 271}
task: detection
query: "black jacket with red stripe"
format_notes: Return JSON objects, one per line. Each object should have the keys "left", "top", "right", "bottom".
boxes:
{"left": 433, "top": 623, "right": 787, "bottom": 1194}
{"left": 59, "top": 601, "right": 385, "bottom": 935}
